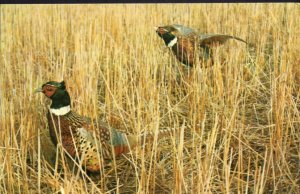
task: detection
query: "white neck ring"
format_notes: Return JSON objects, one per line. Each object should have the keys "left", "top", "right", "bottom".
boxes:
{"left": 167, "top": 37, "right": 178, "bottom": 47}
{"left": 50, "top": 105, "right": 71, "bottom": 116}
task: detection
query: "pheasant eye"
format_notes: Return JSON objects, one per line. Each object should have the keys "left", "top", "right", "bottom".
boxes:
{"left": 157, "top": 28, "right": 168, "bottom": 36}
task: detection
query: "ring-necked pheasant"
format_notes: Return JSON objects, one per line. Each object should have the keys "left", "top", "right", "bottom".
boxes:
{"left": 155, "top": 24, "right": 247, "bottom": 67}
{"left": 35, "top": 81, "right": 172, "bottom": 172}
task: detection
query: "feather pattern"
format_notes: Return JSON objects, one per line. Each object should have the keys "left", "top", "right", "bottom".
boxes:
{"left": 47, "top": 110, "right": 172, "bottom": 172}
{"left": 37, "top": 81, "right": 173, "bottom": 173}
{"left": 156, "top": 24, "right": 247, "bottom": 67}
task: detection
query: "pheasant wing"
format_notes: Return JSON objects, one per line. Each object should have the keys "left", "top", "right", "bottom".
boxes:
{"left": 171, "top": 24, "right": 197, "bottom": 36}
{"left": 94, "top": 120, "right": 135, "bottom": 157}
{"left": 199, "top": 34, "right": 247, "bottom": 47}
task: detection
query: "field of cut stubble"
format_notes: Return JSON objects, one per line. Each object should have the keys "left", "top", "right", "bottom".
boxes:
{"left": 0, "top": 4, "right": 299, "bottom": 194}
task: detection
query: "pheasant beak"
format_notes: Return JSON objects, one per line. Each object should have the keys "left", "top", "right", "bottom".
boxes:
{"left": 34, "top": 87, "right": 43, "bottom": 93}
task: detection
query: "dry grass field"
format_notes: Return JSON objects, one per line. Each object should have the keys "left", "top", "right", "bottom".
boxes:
{"left": 0, "top": 3, "right": 299, "bottom": 194}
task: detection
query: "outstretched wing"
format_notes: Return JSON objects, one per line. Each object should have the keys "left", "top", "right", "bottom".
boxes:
{"left": 199, "top": 34, "right": 247, "bottom": 47}
{"left": 198, "top": 34, "right": 247, "bottom": 61}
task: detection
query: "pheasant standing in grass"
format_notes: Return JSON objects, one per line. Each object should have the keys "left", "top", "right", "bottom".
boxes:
{"left": 155, "top": 24, "right": 247, "bottom": 67}
{"left": 35, "top": 81, "right": 172, "bottom": 172}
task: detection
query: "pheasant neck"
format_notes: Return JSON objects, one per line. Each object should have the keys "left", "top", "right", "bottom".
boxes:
{"left": 50, "top": 90, "right": 71, "bottom": 116}
{"left": 167, "top": 37, "right": 178, "bottom": 47}
{"left": 50, "top": 105, "right": 71, "bottom": 116}
{"left": 162, "top": 33, "right": 177, "bottom": 47}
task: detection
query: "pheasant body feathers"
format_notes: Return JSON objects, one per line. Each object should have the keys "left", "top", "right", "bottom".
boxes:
{"left": 47, "top": 111, "right": 173, "bottom": 172}
{"left": 37, "top": 82, "right": 174, "bottom": 173}
{"left": 156, "top": 24, "right": 247, "bottom": 67}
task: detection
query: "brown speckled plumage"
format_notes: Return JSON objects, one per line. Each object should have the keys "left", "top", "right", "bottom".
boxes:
{"left": 37, "top": 81, "right": 173, "bottom": 173}
{"left": 171, "top": 36, "right": 198, "bottom": 67}
{"left": 47, "top": 110, "right": 110, "bottom": 171}
{"left": 156, "top": 24, "right": 247, "bottom": 67}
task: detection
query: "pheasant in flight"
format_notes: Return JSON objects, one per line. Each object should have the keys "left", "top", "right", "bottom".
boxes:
{"left": 155, "top": 24, "right": 247, "bottom": 67}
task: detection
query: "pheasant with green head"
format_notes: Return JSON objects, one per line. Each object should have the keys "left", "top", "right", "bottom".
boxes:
{"left": 155, "top": 24, "right": 247, "bottom": 67}
{"left": 36, "top": 81, "right": 172, "bottom": 172}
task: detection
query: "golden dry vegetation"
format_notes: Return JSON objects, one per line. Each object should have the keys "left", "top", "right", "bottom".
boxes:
{"left": 0, "top": 3, "right": 299, "bottom": 194}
